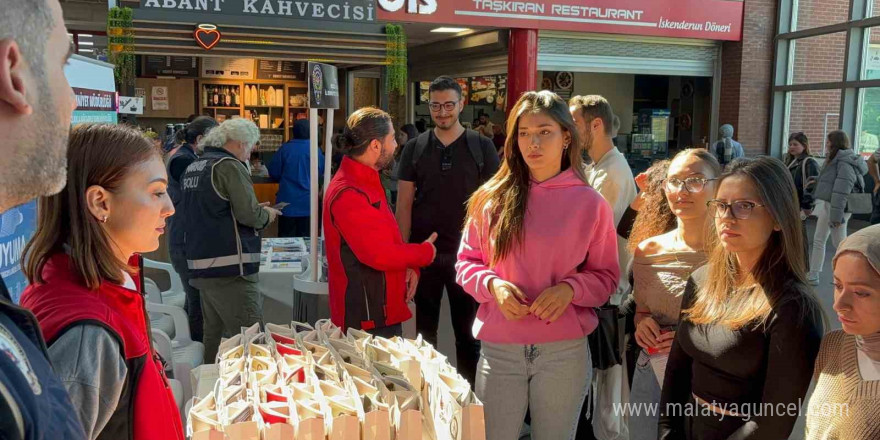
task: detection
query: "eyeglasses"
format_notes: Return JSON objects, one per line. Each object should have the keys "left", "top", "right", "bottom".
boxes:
{"left": 440, "top": 146, "right": 453, "bottom": 172}
{"left": 428, "top": 101, "right": 458, "bottom": 112}
{"left": 707, "top": 200, "right": 766, "bottom": 220}
{"left": 663, "top": 177, "right": 717, "bottom": 193}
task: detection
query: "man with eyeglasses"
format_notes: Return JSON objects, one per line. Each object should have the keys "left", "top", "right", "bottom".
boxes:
{"left": 396, "top": 76, "right": 500, "bottom": 387}
{"left": 569, "top": 95, "right": 637, "bottom": 301}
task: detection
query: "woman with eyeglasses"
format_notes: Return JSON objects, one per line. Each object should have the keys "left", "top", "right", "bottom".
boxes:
{"left": 628, "top": 149, "right": 721, "bottom": 440}
{"left": 805, "top": 224, "right": 880, "bottom": 440}
{"left": 456, "top": 91, "right": 619, "bottom": 439}
{"left": 658, "top": 157, "right": 823, "bottom": 440}
{"left": 808, "top": 130, "right": 868, "bottom": 286}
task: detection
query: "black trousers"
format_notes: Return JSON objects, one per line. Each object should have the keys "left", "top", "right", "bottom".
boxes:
{"left": 278, "top": 215, "right": 311, "bottom": 237}
{"left": 169, "top": 249, "right": 203, "bottom": 342}
{"left": 365, "top": 323, "right": 403, "bottom": 339}
{"left": 414, "top": 258, "right": 480, "bottom": 387}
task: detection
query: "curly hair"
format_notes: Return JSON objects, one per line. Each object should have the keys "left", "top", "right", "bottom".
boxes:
{"left": 627, "top": 159, "right": 676, "bottom": 253}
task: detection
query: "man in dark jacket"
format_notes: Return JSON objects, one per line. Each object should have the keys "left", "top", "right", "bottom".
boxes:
{"left": 0, "top": 0, "right": 87, "bottom": 438}
{"left": 166, "top": 116, "right": 216, "bottom": 342}
{"left": 268, "top": 119, "right": 324, "bottom": 237}
{"left": 324, "top": 108, "right": 437, "bottom": 338}
{"left": 182, "top": 118, "right": 281, "bottom": 362}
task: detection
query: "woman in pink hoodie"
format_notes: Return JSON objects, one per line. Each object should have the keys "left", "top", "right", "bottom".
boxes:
{"left": 456, "top": 91, "right": 620, "bottom": 439}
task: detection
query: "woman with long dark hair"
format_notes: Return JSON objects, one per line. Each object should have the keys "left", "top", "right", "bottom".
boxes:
{"left": 629, "top": 148, "right": 721, "bottom": 440}
{"left": 784, "top": 132, "right": 819, "bottom": 217}
{"left": 658, "top": 157, "right": 823, "bottom": 440}
{"left": 20, "top": 124, "right": 183, "bottom": 440}
{"left": 808, "top": 130, "right": 868, "bottom": 285}
{"left": 456, "top": 91, "right": 619, "bottom": 439}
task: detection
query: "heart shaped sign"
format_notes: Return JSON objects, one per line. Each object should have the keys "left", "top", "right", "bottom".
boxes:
{"left": 194, "top": 24, "right": 221, "bottom": 50}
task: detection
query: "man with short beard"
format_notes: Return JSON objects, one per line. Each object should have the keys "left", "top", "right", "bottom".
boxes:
{"left": 0, "top": 0, "right": 86, "bottom": 437}
{"left": 396, "top": 76, "right": 500, "bottom": 387}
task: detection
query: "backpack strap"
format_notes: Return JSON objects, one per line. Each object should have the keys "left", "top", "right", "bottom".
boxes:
{"left": 411, "top": 131, "right": 432, "bottom": 170}
{"left": 465, "top": 129, "right": 484, "bottom": 176}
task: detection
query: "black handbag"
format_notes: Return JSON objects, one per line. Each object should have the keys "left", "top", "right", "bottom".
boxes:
{"left": 588, "top": 303, "right": 623, "bottom": 370}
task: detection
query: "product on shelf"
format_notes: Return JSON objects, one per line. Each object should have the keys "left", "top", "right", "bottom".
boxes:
{"left": 188, "top": 320, "right": 485, "bottom": 440}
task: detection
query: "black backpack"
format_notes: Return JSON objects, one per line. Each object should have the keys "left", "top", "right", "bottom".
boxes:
{"left": 411, "top": 129, "right": 484, "bottom": 175}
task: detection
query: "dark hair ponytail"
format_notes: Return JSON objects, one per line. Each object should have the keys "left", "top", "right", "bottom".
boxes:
{"left": 340, "top": 107, "right": 393, "bottom": 157}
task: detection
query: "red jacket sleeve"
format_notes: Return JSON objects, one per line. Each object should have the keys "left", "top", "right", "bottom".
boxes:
{"left": 330, "top": 190, "right": 433, "bottom": 271}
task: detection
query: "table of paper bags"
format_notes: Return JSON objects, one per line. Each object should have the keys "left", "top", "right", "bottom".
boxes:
{"left": 187, "top": 320, "right": 485, "bottom": 440}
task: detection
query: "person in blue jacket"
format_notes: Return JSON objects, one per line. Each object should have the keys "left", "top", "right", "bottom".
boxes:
{"left": 269, "top": 119, "right": 325, "bottom": 237}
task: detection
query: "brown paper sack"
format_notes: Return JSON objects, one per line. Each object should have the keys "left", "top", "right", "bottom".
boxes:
{"left": 191, "top": 429, "right": 227, "bottom": 440}
{"left": 263, "top": 423, "right": 295, "bottom": 440}
{"left": 328, "top": 414, "right": 360, "bottom": 440}
{"left": 295, "top": 417, "right": 325, "bottom": 440}
{"left": 397, "top": 409, "right": 422, "bottom": 440}
{"left": 225, "top": 421, "right": 260, "bottom": 440}
{"left": 363, "top": 409, "right": 392, "bottom": 440}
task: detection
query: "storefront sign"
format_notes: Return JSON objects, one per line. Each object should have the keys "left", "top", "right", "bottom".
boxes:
{"left": 308, "top": 62, "right": 339, "bottom": 109}
{"left": 73, "top": 87, "right": 117, "bottom": 112}
{"left": 142, "top": 55, "right": 200, "bottom": 77}
{"left": 0, "top": 204, "right": 34, "bottom": 303}
{"left": 118, "top": 96, "right": 145, "bottom": 115}
{"left": 378, "top": 0, "right": 744, "bottom": 41}
{"left": 201, "top": 57, "right": 256, "bottom": 79}
{"left": 151, "top": 86, "right": 170, "bottom": 110}
{"left": 140, "top": 0, "right": 376, "bottom": 23}
{"left": 257, "top": 60, "right": 307, "bottom": 80}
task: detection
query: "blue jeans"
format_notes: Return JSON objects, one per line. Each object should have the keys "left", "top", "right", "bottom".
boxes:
{"left": 477, "top": 337, "right": 591, "bottom": 440}
{"left": 630, "top": 350, "right": 662, "bottom": 440}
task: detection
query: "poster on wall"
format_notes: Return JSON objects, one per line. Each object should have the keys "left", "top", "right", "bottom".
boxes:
{"left": 455, "top": 77, "right": 469, "bottom": 106}
{"left": 201, "top": 57, "right": 256, "bottom": 79}
{"left": 151, "top": 86, "right": 169, "bottom": 111}
{"left": 419, "top": 81, "right": 431, "bottom": 104}
{"left": 495, "top": 75, "right": 507, "bottom": 112}
{"left": 72, "top": 87, "right": 118, "bottom": 124}
{"left": 307, "top": 62, "right": 339, "bottom": 109}
{"left": 470, "top": 76, "right": 497, "bottom": 105}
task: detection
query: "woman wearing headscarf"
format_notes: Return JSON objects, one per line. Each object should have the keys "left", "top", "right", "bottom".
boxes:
{"left": 806, "top": 224, "right": 880, "bottom": 439}
{"left": 712, "top": 124, "right": 744, "bottom": 168}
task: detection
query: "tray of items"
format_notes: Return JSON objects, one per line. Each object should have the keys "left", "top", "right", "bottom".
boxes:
{"left": 188, "top": 320, "right": 485, "bottom": 440}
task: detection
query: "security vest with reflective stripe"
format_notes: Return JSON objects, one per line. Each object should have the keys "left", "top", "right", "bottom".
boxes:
{"left": 181, "top": 148, "right": 262, "bottom": 278}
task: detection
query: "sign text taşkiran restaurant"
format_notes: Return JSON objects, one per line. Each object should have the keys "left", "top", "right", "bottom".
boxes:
{"left": 376, "top": 0, "right": 745, "bottom": 41}
{"left": 142, "top": 0, "right": 377, "bottom": 22}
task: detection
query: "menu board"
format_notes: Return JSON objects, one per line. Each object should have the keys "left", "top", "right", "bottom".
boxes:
{"left": 142, "top": 55, "right": 199, "bottom": 77}
{"left": 256, "top": 60, "right": 306, "bottom": 81}
{"left": 470, "top": 76, "right": 498, "bottom": 105}
{"left": 201, "top": 57, "right": 255, "bottom": 79}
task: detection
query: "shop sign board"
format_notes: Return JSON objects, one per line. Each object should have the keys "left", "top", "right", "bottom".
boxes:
{"left": 308, "top": 62, "right": 340, "bottom": 109}
{"left": 140, "top": 0, "right": 377, "bottom": 23}
{"left": 151, "top": 86, "right": 170, "bottom": 110}
{"left": 142, "top": 55, "right": 200, "bottom": 77}
{"left": 377, "top": 0, "right": 745, "bottom": 41}
{"left": 201, "top": 57, "right": 256, "bottom": 79}
{"left": 257, "top": 60, "right": 307, "bottom": 81}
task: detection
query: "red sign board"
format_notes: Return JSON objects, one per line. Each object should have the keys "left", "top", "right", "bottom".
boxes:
{"left": 377, "top": 0, "right": 744, "bottom": 41}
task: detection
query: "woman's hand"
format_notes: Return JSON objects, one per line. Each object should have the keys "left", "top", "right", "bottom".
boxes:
{"left": 529, "top": 283, "right": 574, "bottom": 322}
{"left": 830, "top": 221, "right": 842, "bottom": 229}
{"left": 635, "top": 316, "right": 661, "bottom": 351}
{"left": 489, "top": 278, "right": 530, "bottom": 321}
{"left": 654, "top": 331, "right": 675, "bottom": 354}
{"left": 405, "top": 269, "right": 419, "bottom": 302}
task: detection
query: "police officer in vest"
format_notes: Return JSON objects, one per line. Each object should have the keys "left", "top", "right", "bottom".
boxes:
{"left": 166, "top": 116, "right": 216, "bottom": 343}
{"left": 181, "top": 118, "right": 281, "bottom": 362}
{"left": 0, "top": 0, "right": 87, "bottom": 437}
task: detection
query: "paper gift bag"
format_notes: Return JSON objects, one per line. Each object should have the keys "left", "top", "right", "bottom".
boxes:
{"left": 363, "top": 409, "right": 392, "bottom": 440}
{"left": 294, "top": 418, "right": 324, "bottom": 440}
{"left": 191, "top": 429, "right": 227, "bottom": 440}
{"left": 263, "top": 422, "right": 295, "bottom": 440}
{"left": 225, "top": 421, "right": 260, "bottom": 440}
{"left": 396, "top": 409, "right": 422, "bottom": 440}
{"left": 192, "top": 364, "right": 220, "bottom": 399}
{"left": 259, "top": 401, "right": 292, "bottom": 424}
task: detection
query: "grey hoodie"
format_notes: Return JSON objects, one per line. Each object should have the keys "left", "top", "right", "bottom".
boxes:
{"left": 813, "top": 148, "right": 869, "bottom": 224}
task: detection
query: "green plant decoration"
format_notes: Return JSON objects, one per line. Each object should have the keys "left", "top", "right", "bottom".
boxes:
{"left": 385, "top": 24, "right": 407, "bottom": 95}
{"left": 107, "top": 7, "right": 135, "bottom": 91}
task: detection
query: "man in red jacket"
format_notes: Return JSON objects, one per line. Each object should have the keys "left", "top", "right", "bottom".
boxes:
{"left": 324, "top": 108, "right": 437, "bottom": 337}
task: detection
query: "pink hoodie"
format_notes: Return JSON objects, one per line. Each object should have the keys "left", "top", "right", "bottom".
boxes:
{"left": 456, "top": 168, "right": 620, "bottom": 345}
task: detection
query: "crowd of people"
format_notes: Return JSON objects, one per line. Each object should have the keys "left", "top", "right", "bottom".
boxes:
{"left": 1, "top": 1, "right": 880, "bottom": 439}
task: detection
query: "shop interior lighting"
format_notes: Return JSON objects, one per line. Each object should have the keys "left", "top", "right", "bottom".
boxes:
{"left": 431, "top": 27, "right": 471, "bottom": 33}
{"left": 79, "top": 34, "right": 93, "bottom": 38}
{"left": 78, "top": 41, "right": 94, "bottom": 46}
{"left": 77, "top": 48, "right": 94, "bottom": 53}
